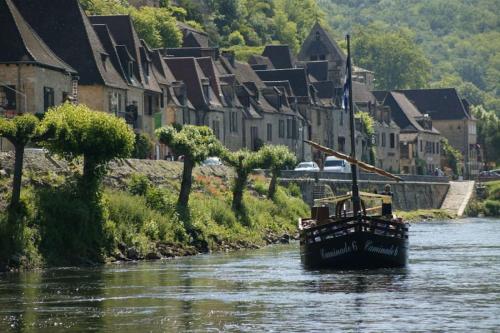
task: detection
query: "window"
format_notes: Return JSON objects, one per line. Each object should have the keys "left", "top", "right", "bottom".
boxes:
{"left": 44, "top": 87, "right": 54, "bottom": 111}
{"left": 160, "top": 88, "right": 165, "bottom": 108}
{"left": 340, "top": 111, "right": 344, "bottom": 126}
{"left": 250, "top": 126, "right": 259, "bottom": 151}
{"left": 292, "top": 118, "right": 298, "bottom": 139}
{"left": 432, "top": 142, "right": 435, "bottom": 154}
{"left": 319, "top": 55, "right": 326, "bottom": 60}
{"left": 317, "top": 109, "right": 321, "bottom": 126}
{"left": 230, "top": 112, "right": 238, "bottom": 133}
{"left": 390, "top": 133, "right": 395, "bottom": 148}
{"left": 381, "top": 133, "right": 386, "bottom": 147}
{"left": 267, "top": 123, "right": 272, "bottom": 141}
{"left": 420, "top": 140, "right": 423, "bottom": 152}
{"left": 279, "top": 120, "right": 285, "bottom": 138}
{"left": 436, "top": 142, "right": 440, "bottom": 154}
{"left": 338, "top": 137, "right": 346, "bottom": 152}
{"left": 128, "top": 62, "right": 134, "bottom": 79}
{"left": 310, "top": 55, "right": 318, "bottom": 61}
{"left": 212, "top": 120, "right": 220, "bottom": 140}
{"left": 287, "top": 119, "right": 292, "bottom": 138}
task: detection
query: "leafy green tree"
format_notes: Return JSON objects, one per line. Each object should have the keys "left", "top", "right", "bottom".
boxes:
{"left": 259, "top": 145, "right": 297, "bottom": 199}
{"left": 472, "top": 105, "right": 500, "bottom": 164}
{"left": 228, "top": 31, "right": 245, "bottom": 46}
{"left": 441, "top": 138, "right": 463, "bottom": 176}
{"left": 133, "top": 132, "right": 153, "bottom": 159}
{"left": 40, "top": 104, "right": 135, "bottom": 197}
{"left": 352, "top": 27, "right": 431, "bottom": 90}
{"left": 222, "top": 150, "right": 263, "bottom": 212}
{"left": 0, "top": 114, "right": 41, "bottom": 209}
{"left": 156, "top": 125, "right": 223, "bottom": 207}
{"left": 130, "top": 7, "right": 182, "bottom": 48}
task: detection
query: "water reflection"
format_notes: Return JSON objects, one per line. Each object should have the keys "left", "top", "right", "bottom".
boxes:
{"left": 0, "top": 218, "right": 499, "bottom": 332}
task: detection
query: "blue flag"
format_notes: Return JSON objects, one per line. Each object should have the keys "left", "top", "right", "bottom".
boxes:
{"left": 342, "top": 57, "right": 350, "bottom": 111}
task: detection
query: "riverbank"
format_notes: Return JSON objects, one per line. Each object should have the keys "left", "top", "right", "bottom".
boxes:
{"left": 0, "top": 154, "right": 309, "bottom": 272}
{"left": 465, "top": 181, "right": 500, "bottom": 217}
{"left": 396, "top": 209, "right": 457, "bottom": 222}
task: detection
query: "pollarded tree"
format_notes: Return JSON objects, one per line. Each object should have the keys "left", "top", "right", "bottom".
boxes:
{"left": 259, "top": 145, "right": 297, "bottom": 199}
{"left": 222, "top": 149, "right": 264, "bottom": 212}
{"left": 40, "top": 103, "right": 135, "bottom": 198}
{"left": 0, "top": 114, "right": 40, "bottom": 209}
{"left": 156, "top": 125, "right": 223, "bottom": 207}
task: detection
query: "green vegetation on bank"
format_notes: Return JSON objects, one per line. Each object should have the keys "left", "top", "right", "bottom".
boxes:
{"left": 0, "top": 105, "right": 308, "bottom": 270}
{"left": 0, "top": 172, "right": 308, "bottom": 269}
{"left": 396, "top": 209, "right": 456, "bottom": 222}
{"left": 466, "top": 181, "right": 500, "bottom": 217}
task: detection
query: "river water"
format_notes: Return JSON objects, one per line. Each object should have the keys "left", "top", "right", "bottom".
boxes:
{"left": 1, "top": 218, "right": 499, "bottom": 332}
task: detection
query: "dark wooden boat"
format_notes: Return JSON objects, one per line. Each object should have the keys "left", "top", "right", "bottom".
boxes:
{"left": 299, "top": 195, "right": 409, "bottom": 269}
{"left": 299, "top": 35, "right": 409, "bottom": 269}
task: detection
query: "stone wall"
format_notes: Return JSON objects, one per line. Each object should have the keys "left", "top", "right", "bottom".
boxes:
{"left": 280, "top": 175, "right": 450, "bottom": 211}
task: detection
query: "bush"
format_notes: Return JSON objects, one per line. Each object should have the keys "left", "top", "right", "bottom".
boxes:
{"left": 287, "top": 183, "right": 302, "bottom": 198}
{"left": 128, "top": 173, "right": 151, "bottom": 196}
{"left": 484, "top": 200, "right": 500, "bottom": 216}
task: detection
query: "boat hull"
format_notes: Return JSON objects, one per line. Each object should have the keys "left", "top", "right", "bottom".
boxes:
{"left": 300, "top": 219, "right": 409, "bottom": 269}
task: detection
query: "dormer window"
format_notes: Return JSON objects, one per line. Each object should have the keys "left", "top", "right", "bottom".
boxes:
{"left": 315, "top": 31, "right": 320, "bottom": 40}
{"left": 128, "top": 61, "right": 134, "bottom": 80}
{"left": 143, "top": 61, "right": 149, "bottom": 77}
{"left": 101, "top": 54, "right": 108, "bottom": 70}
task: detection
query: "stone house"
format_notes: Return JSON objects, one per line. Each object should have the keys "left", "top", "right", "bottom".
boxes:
{"left": 89, "top": 15, "right": 164, "bottom": 139}
{"left": 0, "top": 0, "right": 77, "bottom": 151}
{"left": 352, "top": 81, "right": 400, "bottom": 172}
{"left": 13, "top": 0, "right": 130, "bottom": 115}
{"left": 375, "top": 91, "right": 442, "bottom": 175}
{"left": 298, "top": 22, "right": 346, "bottom": 87}
{"left": 217, "top": 53, "right": 308, "bottom": 159}
{"left": 395, "top": 88, "right": 479, "bottom": 178}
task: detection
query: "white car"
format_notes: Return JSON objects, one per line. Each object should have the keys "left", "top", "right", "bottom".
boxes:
{"left": 294, "top": 161, "right": 320, "bottom": 171}
{"left": 323, "top": 156, "right": 351, "bottom": 173}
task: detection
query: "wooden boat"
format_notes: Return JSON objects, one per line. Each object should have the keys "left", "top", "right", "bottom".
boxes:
{"left": 299, "top": 35, "right": 409, "bottom": 269}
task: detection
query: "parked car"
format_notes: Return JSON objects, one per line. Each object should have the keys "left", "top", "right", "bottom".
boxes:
{"left": 202, "top": 157, "right": 223, "bottom": 166}
{"left": 294, "top": 161, "right": 320, "bottom": 171}
{"left": 323, "top": 156, "right": 351, "bottom": 173}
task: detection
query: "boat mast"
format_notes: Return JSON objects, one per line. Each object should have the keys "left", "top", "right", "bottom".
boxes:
{"left": 346, "top": 34, "right": 361, "bottom": 216}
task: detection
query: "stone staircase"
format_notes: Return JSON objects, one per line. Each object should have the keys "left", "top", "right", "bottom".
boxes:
{"left": 440, "top": 181, "right": 475, "bottom": 217}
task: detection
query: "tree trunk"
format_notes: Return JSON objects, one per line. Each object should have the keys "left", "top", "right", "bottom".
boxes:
{"left": 10, "top": 144, "right": 24, "bottom": 209}
{"left": 268, "top": 172, "right": 278, "bottom": 199}
{"left": 232, "top": 171, "right": 247, "bottom": 212}
{"left": 82, "top": 155, "right": 99, "bottom": 200}
{"left": 178, "top": 156, "right": 194, "bottom": 208}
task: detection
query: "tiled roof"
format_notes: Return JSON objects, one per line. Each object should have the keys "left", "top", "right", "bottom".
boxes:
{"left": 165, "top": 57, "right": 207, "bottom": 109}
{"left": 262, "top": 45, "right": 294, "bottom": 69}
{"left": 248, "top": 55, "right": 274, "bottom": 70}
{"left": 255, "top": 68, "right": 310, "bottom": 97}
{"left": 89, "top": 15, "right": 160, "bottom": 93}
{"left": 305, "top": 61, "right": 329, "bottom": 81}
{"left": 92, "top": 24, "right": 130, "bottom": 84}
{"left": 0, "top": 0, "right": 75, "bottom": 73}
{"left": 352, "top": 81, "right": 376, "bottom": 104}
{"left": 395, "top": 88, "right": 471, "bottom": 120}
{"left": 196, "top": 57, "right": 223, "bottom": 106}
{"left": 13, "top": 0, "right": 127, "bottom": 88}
{"left": 386, "top": 92, "right": 439, "bottom": 134}
{"left": 298, "top": 22, "right": 346, "bottom": 62}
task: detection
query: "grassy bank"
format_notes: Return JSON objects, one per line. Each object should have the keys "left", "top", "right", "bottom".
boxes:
{"left": 0, "top": 172, "right": 308, "bottom": 271}
{"left": 396, "top": 209, "right": 457, "bottom": 222}
{"left": 465, "top": 181, "right": 500, "bottom": 217}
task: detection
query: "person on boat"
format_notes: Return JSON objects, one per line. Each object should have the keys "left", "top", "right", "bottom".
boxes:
{"left": 381, "top": 184, "right": 393, "bottom": 216}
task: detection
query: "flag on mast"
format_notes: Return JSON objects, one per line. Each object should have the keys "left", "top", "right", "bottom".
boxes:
{"left": 342, "top": 56, "right": 351, "bottom": 111}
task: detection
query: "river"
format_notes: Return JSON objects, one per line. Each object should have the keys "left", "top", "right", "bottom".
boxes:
{"left": 1, "top": 218, "right": 499, "bottom": 332}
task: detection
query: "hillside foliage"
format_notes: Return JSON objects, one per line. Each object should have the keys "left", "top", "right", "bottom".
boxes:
{"left": 318, "top": 0, "right": 500, "bottom": 115}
